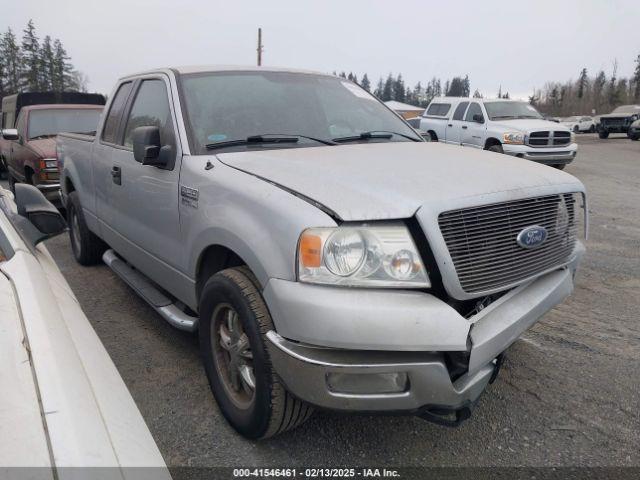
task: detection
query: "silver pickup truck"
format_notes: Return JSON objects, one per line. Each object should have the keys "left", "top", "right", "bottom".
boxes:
{"left": 58, "top": 66, "right": 587, "bottom": 439}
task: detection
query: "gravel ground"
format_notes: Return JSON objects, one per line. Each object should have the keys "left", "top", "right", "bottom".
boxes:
{"left": 4, "top": 134, "right": 639, "bottom": 471}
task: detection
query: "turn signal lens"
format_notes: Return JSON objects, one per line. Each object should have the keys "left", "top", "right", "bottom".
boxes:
{"left": 299, "top": 232, "right": 322, "bottom": 268}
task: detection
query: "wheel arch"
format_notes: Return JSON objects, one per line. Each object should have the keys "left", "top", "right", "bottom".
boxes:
{"left": 484, "top": 137, "right": 502, "bottom": 149}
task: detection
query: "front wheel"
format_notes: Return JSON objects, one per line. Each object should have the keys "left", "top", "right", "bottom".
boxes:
{"left": 199, "top": 267, "right": 313, "bottom": 439}
{"left": 630, "top": 134, "right": 639, "bottom": 141}
{"left": 486, "top": 143, "right": 504, "bottom": 154}
{"left": 573, "top": 125, "right": 579, "bottom": 133}
{"left": 589, "top": 125, "right": 595, "bottom": 133}
{"left": 598, "top": 131, "right": 609, "bottom": 139}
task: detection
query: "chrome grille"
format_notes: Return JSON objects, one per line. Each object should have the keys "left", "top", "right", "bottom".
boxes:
{"left": 526, "top": 131, "right": 571, "bottom": 147}
{"left": 439, "top": 193, "right": 579, "bottom": 294}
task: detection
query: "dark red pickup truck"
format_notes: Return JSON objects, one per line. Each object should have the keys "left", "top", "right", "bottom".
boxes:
{"left": 1, "top": 92, "right": 104, "bottom": 204}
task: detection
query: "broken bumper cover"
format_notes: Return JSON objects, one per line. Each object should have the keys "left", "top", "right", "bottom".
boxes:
{"left": 265, "top": 243, "right": 584, "bottom": 414}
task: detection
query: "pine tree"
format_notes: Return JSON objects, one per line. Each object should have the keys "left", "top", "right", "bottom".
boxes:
{"left": 382, "top": 74, "right": 393, "bottom": 101}
{"left": 0, "top": 29, "right": 22, "bottom": 93}
{"left": 53, "top": 38, "right": 76, "bottom": 91}
{"left": 39, "top": 35, "right": 55, "bottom": 90}
{"left": 374, "top": 78, "right": 384, "bottom": 97}
{"left": 360, "top": 73, "right": 371, "bottom": 92}
{"left": 462, "top": 75, "right": 470, "bottom": 97}
{"left": 473, "top": 89, "right": 482, "bottom": 98}
{"left": 497, "top": 85, "right": 502, "bottom": 99}
{"left": 577, "top": 68, "right": 588, "bottom": 99}
{"left": 393, "top": 74, "right": 405, "bottom": 102}
{"left": 633, "top": 54, "right": 640, "bottom": 102}
{"left": 21, "top": 19, "right": 40, "bottom": 91}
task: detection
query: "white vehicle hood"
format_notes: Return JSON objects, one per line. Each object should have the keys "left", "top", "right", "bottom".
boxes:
{"left": 218, "top": 142, "right": 583, "bottom": 221}
{"left": 490, "top": 118, "right": 571, "bottom": 133}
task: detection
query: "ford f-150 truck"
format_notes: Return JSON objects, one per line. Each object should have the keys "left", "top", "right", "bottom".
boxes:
{"left": 410, "top": 97, "right": 578, "bottom": 169}
{"left": 58, "top": 66, "right": 587, "bottom": 439}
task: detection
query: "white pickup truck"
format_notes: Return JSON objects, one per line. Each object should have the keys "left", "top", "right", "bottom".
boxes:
{"left": 410, "top": 97, "right": 578, "bottom": 169}
{"left": 58, "top": 66, "right": 586, "bottom": 439}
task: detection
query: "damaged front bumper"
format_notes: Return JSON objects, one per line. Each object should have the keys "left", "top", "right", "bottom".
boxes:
{"left": 264, "top": 243, "right": 584, "bottom": 421}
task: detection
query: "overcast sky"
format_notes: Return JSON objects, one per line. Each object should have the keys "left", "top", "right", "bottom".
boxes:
{"left": 3, "top": 0, "right": 639, "bottom": 99}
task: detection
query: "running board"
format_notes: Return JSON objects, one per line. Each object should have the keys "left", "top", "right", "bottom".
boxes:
{"left": 102, "top": 249, "right": 198, "bottom": 332}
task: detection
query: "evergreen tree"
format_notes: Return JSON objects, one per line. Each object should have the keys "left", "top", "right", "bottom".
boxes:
{"left": 374, "top": 77, "right": 384, "bottom": 97}
{"left": 462, "top": 75, "right": 470, "bottom": 97}
{"left": 39, "top": 35, "right": 55, "bottom": 91}
{"left": 21, "top": 19, "right": 40, "bottom": 91}
{"left": 0, "top": 29, "right": 22, "bottom": 93}
{"left": 382, "top": 74, "right": 394, "bottom": 101}
{"left": 360, "top": 73, "right": 371, "bottom": 92}
{"left": 53, "top": 38, "right": 76, "bottom": 91}
{"left": 497, "top": 85, "right": 502, "bottom": 99}
{"left": 473, "top": 89, "right": 482, "bottom": 98}
{"left": 447, "top": 77, "right": 465, "bottom": 96}
{"left": 393, "top": 74, "right": 405, "bottom": 102}
{"left": 633, "top": 54, "right": 640, "bottom": 102}
{"left": 577, "top": 68, "right": 588, "bottom": 99}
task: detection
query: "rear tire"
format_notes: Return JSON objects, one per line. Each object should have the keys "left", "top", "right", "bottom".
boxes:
{"left": 487, "top": 143, "right": 504, "bottom": 154}
{"left": 199, "top": 266, "right": 313, "bottom": 439}
{"left": 428, "top": 131, "right": 438, "bottom": 142}
{"left": 67, "top": 191, "right": 107, "bottom": 265}
{"left": 630, "top": 135, "right": 639, "bottom": 141}
{"left": 598, "top": 131, "right": 609, "bottom": 139}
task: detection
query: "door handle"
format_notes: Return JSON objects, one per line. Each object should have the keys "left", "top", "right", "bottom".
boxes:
{"left": 462, "top": 125, "right": 468, "bottom": 129}
{"left": 111, "top": 166, "right": 122, "bottom": 185}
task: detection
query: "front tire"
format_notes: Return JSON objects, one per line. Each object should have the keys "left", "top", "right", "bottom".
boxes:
{"left": 487, "top": 143, "right": 504, "bottom": 154}
{"left": 598, "top": 130, "right": 609, "bottom": 139}
{"left": 199, "top": 267, "right": 313, "bottom": 439}
{"left": 67, "top": 191, "right": 107, "bottom": 265}
{"left": 573, "top": 125, "right": 579, "bottom": 133}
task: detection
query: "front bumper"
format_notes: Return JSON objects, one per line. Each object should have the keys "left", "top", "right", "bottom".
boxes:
{"left": 264, "top": 243, "right": 583, "bottom": 413}
{"left": 502, "top": 143, "right": 578, "bottom": 165}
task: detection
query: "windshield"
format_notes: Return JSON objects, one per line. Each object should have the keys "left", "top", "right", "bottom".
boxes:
{"left": 180, "top": 71, "right": 421, "bottom": 153}
{"left": 483, "top": 101, "right": 543, "bottom": 121}
{"left": 612, "top": 105, "right": 640, "bottom": 114}
{"left": 28, "top": 109, "right": 102, "bottom": 140}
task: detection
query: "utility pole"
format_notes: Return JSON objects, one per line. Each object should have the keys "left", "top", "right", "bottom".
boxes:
{"left": 257, "top": 28, "right": 263, "bottom": 66}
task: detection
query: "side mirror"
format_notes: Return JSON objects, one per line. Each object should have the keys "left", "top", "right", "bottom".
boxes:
{"left": 133, "top": 126, "right": 172, "bottom": 168}
{"left": 472, "top": 114, "right": 484, "bottom": 123}
{"left": 13, "top": 184, "right": 67, "bottom": 245}
{"left": 2, "top": 128, "right": 19, "bottom": 141}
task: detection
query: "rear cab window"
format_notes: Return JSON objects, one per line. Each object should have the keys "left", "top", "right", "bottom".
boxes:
{"left": 425, "top": 103, "right": 451, "bottom": 117}
{"left": 452, "top": 102, "right": 469, "bottom": 121}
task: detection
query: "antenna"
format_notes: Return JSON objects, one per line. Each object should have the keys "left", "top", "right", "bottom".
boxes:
{"left": 257, "top": 28, "right": 263, "bottom": 66}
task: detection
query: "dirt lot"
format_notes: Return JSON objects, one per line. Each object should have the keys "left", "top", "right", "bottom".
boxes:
{"left": 4, "top": 134, "right": 639, "bottom": 470}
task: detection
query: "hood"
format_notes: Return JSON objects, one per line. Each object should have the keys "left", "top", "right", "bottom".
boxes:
{"left": 599, "top": 111, "right": 639, "bottom": 119}
{"left": 26, "top": 138, "right": 57, "bottom": 158}
{"left": 217, "top": 142, "right": 583, "bottom": 221}
{"left": 490, "top": 118, "right": 571, "bottom": 133}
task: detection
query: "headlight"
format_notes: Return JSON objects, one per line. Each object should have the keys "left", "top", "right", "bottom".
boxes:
{"left": 298, "top": 224, "right": 430, "bottom": 288}
{"left": 502, "top": 132, "right": 525, "bottom": 144}
{"left": 43, "top": 158, "right": 58, "bottom": 169}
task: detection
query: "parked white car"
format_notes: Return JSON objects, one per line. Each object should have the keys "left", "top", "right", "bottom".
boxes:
{"left": 412, "top": 97, "right": 577, "bottom": 169}
{"left": 561, "top": 116, "right": 596, "bottom": 133}
{"left": 0, "top": 184, "right": 170, "bottom": 478}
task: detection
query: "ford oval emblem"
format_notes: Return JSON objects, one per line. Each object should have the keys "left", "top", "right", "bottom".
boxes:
{"left": 516, "top": 225, "right": 548, "bottom": 249}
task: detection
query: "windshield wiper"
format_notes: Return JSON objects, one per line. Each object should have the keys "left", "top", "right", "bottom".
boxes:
{"left": 205, "top": 133, "right": 336, "bottom": 150}
{"left": 490, "top": 115, "right": 518, "bottom": 120}
{"left": 332, "top": 130, "right": 420, "bottom": 143}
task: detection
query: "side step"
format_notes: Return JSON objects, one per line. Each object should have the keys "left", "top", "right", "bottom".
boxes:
{"left": 102, "top": 249, "right": 198, "bottom": 332}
